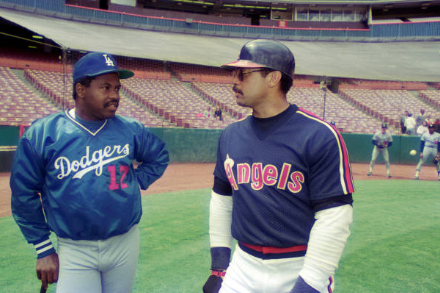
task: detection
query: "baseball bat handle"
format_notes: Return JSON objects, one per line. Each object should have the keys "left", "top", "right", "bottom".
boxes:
{"left": 40, "top": 284, "right": 47, "bottom": 293}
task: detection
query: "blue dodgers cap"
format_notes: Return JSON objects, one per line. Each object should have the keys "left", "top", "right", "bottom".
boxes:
{"left": 73, "top": 52, "right": 134, "bottom": 84}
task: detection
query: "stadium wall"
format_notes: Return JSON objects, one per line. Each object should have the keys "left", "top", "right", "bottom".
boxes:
{"left": 0, "top": 125, "right": 423, "bottom": 172}
{"left": 0, "top": 126, "right": 20, "bottom": 172}
{"left": 342, "top": 133, "right": 421, "bottom": 165}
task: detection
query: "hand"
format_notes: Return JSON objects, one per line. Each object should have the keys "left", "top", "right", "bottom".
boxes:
{"left": 36, "top": 253, "right": 59, "bottom": 289}
{"left": 290, "top": 276, "right": 319, "bottom": 293}
{"left": 420, "top": 153, "right": 423, "bottom": 158}
{"left": 203, "top": 275, "right": 223, "bottom": 293}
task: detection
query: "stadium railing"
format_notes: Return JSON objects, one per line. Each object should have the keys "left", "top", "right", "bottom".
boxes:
{"left": 1, "top": 0, "right": 440, "bottom": 42}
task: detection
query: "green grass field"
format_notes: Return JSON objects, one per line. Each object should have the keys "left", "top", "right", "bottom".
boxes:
{"left": 1, "top": 180, "right": 439, "bottom": 293}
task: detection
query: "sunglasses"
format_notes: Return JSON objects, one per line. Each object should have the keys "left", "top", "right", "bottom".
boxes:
{"left": 232, "top": 69, "right": 267, "bottom": 81}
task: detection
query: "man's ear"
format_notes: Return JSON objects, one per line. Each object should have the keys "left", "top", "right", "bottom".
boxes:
{"left": 267, "top": 71, "right": 282, "bottom": 88}
{"left": 75, "top": 83, "right": 85, "bottom": 99}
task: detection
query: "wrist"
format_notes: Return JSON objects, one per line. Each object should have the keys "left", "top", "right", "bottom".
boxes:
{"left": 211, "top": 270, "right": 226, "bottom": 278}
{"left": 291, "top": 276, "right": 319, "bottom": 293}
{"left": 33, "top": 239, "right": 56, "bottom": 259}
{"left": 210, "top": 247, "right": 231, "bottom": 271}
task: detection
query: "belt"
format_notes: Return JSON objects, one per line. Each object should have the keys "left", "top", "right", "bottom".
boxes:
{"left": 425, "top": 146, "right": 435, "bottom": 148}
{"left": 239, "top": 242, "right": 307, "bottom": 259}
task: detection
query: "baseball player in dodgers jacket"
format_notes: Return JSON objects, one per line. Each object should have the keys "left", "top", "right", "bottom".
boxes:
{"left": 10, "top": 52, "right": 169, "bottom": 293}
{"left": 203, "top": 40, "right": 354, "bottom": 293}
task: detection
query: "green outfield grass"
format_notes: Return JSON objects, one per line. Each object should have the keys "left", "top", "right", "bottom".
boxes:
{"left": 0, "top": 180, "right": 439, "bottom": 293}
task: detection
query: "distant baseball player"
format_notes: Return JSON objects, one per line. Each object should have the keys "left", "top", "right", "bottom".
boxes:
{"left": 203, "top": 39, "right": 354, "bottom": 293}
{"left": 414, "top": 124, "right": 440, "bottom": 180}
{"left": 367, "top": 123, "right": 393, "bottom": 178}
{"left": 10, "top": 52, "right": 169, "bottom": 293}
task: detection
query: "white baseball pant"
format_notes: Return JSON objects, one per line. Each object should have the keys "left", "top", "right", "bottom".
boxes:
{"left": 369, "top": 146, "right": 390, "bottom": 172}
{"left": 55, "top": 224, "right": 140, "bottom": 293}
{"left": 219, "top": 244, "right": 334, "bottom": 293}
{"left": 416, "top": 146, "right": 440, "bottom": 172}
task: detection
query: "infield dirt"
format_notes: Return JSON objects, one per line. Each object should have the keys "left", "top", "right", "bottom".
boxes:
{"left": 0, "top": 163, "right": 437, "bottom": 218}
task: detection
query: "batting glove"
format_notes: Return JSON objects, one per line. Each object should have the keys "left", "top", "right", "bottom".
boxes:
{"left": 290, "top": 276, "right": 320, "bottom": 293}
{"left": 203, "top": 275, "right": 223, "bottom": 293}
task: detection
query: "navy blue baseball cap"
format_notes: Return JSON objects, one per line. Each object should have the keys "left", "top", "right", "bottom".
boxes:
{"left": 222, "top": 39, "right": 295, "bottom": 79}
{"left": 73, "top": 52, "right": 134, "bottom": 85}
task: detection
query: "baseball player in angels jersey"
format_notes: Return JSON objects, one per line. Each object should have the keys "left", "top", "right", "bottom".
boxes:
{"left": 10, "top": 52, "right": 169, "bottom": 292}
{"left": 414, "top": 124, "right": 440, "bottom": 180}
{"left": 367, "top": 123, "right": 393, "bottom": 178}
{"left": 203, "top": 39, "right": 354, "bottom": 293}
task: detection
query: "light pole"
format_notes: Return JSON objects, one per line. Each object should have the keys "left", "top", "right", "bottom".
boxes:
{"left": 321, "top": 80, "right": 327, "bottom": 120}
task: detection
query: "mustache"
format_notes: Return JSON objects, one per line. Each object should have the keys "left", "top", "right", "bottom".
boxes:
{"left": 104, "top": 100, "right": 119, "bottom": 108}
{"left": 232, "top": 85, "right": 243, "bottom": 95}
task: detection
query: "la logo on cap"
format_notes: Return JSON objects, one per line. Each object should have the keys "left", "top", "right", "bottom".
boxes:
{"left": 103, "top": 54, "right": 114, "bottom": 67}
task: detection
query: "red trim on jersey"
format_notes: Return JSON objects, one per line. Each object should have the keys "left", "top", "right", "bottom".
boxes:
{"left": 297, "top": 108, "right": 355, "bottom": 194}
{"left": 240, "top": 242, "right": 307, "bottom": 254}
{"left": 328, "top": 276, "right": 334, "bottom": 293}
{"left": 335, "top": 129, "right": 355, "bottom": 193}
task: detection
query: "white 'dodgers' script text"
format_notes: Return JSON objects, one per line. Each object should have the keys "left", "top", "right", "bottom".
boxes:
{"left": 54, "top": 144, "right": 130, "bottom": 179}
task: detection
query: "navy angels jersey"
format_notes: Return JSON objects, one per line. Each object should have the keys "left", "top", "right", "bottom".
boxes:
{"left": 213, "top": 104, "right": 354, "bottom": 248}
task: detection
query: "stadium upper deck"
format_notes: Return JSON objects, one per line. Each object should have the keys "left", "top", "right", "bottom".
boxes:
{"left": 1, "top": 0, "right": 440, "bottom": 83}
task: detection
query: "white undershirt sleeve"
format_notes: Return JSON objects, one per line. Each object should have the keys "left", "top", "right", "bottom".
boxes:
{"left": 209, "top": 190, "right": 233, "bottom": 248}
{"left": 299, "top": 204, "right": 353, "bottom": 292}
